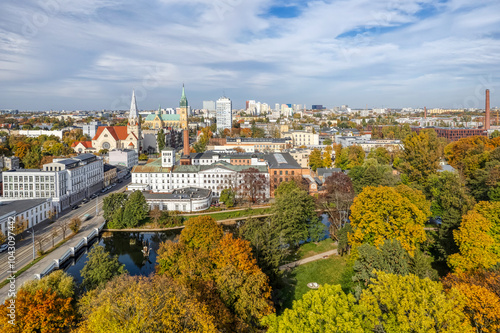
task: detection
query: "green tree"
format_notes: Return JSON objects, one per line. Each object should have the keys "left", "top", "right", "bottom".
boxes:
{"left": 219, "top": 188, "right": 235, "bottom": 208}
{"left": 399, "top": 129, "right": 444, "bottom": 185}
{"left": 80, "top": 245, "right": 126, "bottom": 291}
{"left": 22, "top": 270, "right": 75, "bottom": 299}
{"left": 262, "top": 284, "right": 363, "bottom": 333}
{"left": 349, "top": 185, "right": 430, "bottom": 254}
{"left": 359, "top": 272, "right": 473, "bottom": 333}
{"left": 425, "top": 171, "right": 476, "bottom": 259}
{"left": 102, "top": 193, "right": 127, "bottom": 223}
{"left": 22, "top": 145, "right": 42, "bottom": 169}
{"left": 349, "top": 159, "right": 399, "bottom": 194}
{"left": 272, "top": 184, "right": 323, "bottom": 247}
{"left": 122, "top": 191, "right": 149, "bottom": 228}
{"left": 156, "top": 128, "right": 165, "bottom": 152}
{"left": 367, "top": 146, "right": 391, "bottom": 165}
{"left": 309, "top": 148, "right": 323, "bottom": 172}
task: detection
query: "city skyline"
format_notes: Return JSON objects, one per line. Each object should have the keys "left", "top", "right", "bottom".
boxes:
{"left": 0, "top": 0, "right": 499, "bottom": 110}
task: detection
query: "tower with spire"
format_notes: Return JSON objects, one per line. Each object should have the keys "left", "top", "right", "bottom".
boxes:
{"left": 127, "top": 90, "right": 141, "bottom": 153}
{"left": 179, "top": 84, "right": 188, "bottom": 130}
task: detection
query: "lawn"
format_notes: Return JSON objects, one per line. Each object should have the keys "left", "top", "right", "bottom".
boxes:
{"left": 185, "top": 207, "right": 272, "bottom": 221}
{"left": 278, "top": 254, "right": 353, "bottom": 312}
{"left": 295, "top": 238, "right": 337, "bottom": 260}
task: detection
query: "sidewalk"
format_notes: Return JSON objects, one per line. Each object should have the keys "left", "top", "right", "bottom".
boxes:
{"left": 0, "top": 215, "right": 104, "bottom": 303}
{"left": 279, "top": 249, "right": 339, "bottom": 271}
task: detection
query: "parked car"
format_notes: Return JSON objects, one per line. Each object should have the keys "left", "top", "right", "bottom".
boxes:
{"left": 71, "top": 205, "right": 79, "bottom": 210}
{"left": 90, "top": 194, "right": 97, "bottom": 199}
{"left": 101, "top": 189, "right": 107, "bottom": 193}
{"left": 0, "top": 244, "right": 8, "bottom": 253}
{"left": 82, "top": 198, "right": 89, "bottom": 204}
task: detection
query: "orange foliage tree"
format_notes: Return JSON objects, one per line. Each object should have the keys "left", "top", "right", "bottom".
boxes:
{"left": 444, "top": 136, "right": 497, "bottom": 177}
{"left": 443, "top": 270, "right": 500, "bottom": 333}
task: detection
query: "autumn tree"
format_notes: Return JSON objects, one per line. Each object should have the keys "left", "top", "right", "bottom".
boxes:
{"left": 444, "top": 135, "right": 496, "bottom": 178}
{"left": 449, "top": 201, "right": 500, "bottom": 272}
{"left": 335, "top": 145, "right": 365, "bottom": 170}
{"left": 69, "top": 217, "right": 81, "bottom": 234}
{"left": 442, "top": 270, "right": 500, "bottom": 333}
{"left": 399, "top": 129, "right": 444, "bottom": 185}
{"left": 308, "top": 148, "right": 323, "bottom": 172}
{"left": 349, "top": 185, "right": 430, "bottom": 254}
{"left": 322, "top": 145, "right": 333, "bottom": 168}
{"left": 0, "top": 271, "right": 76, "bottom": 333}
{"left": 237, "top": 167, "right": 268, "bottom": 204}
{"left": 262, "top": 284, "right": 363, "bottom": 333}
{"left": 367, "top": 146, "right": 391, "bottom": 165}
{"left": 358, "top": 272, "right": 473, "bottom": 333}
{"left": 317, "top": 172, "right": 355, "bottom": 241}
{"left": 78, "top": 275, "right": 218, "bottom": 333}
{"left": 80, "top": 245, "right": 127, "bottom": 291}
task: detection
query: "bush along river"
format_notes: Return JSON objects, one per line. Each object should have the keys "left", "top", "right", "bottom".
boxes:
{"left": 60, "top": 214, "right": 330, "bottom": 283}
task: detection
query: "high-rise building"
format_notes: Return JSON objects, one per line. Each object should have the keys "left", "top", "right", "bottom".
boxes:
{"left": 216, "top": 96, "right": 232, "bottom": 133}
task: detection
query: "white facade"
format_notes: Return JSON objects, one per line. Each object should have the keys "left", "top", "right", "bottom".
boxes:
{"left": 17, "top": 129, "right": 67, "bottom": 139}
{"left": 216, "top": 97, "right": 232, "bottom": 132}
{"left": 0, "top": 199, "right": 53, "bottom": 236}
{"left": 203, "top": 100, "right": 216, "bottom": 111}
{"left": 1, "top": 154, "right": 103, "bottom": 211}
{"left": 109, "top": 149, "right": 138, "bottom": 168}
{"left": 284, "top": 131, "right": 320, "bottom": 147}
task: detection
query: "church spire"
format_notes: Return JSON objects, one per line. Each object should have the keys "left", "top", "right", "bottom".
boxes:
{"left": 157, "top": 104, "right": 161, "bottom": 116}
{"left": 129, "top": 90, "right": 138, "bottom": 120}
{"left": 180, "top": 84, "right": 188, "bottom": 108}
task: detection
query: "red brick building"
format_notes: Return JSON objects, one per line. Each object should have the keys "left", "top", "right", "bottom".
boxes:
{"left": 411, "top": 127, "right": 487, "bottom": 141}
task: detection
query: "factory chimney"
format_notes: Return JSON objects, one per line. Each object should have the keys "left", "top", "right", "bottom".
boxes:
{"left": 485, "top": 89, "right": 491, "bottom": 130}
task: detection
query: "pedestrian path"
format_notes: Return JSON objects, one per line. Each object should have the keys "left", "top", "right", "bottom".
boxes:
{"left": 279, "top": 249, "right": 339, "bottom": 271}
{"left": 0, "top": 216, "right": 104, "bottom": 302}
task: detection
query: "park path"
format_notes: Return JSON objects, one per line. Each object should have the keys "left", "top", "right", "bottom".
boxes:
{"left": 279, "top": 249, "right": 339, "bottom": 271}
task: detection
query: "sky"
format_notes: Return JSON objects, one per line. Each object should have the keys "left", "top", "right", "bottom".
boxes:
{"left": 0, "top": 0, "right": 499, "bottom": 111}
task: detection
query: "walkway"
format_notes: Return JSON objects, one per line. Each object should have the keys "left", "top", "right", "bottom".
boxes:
{"left": 0, "top": 215, "right": 105, "bottom": 303}
{"left": 279, "top": 249, "right": 339, "bottom": 271}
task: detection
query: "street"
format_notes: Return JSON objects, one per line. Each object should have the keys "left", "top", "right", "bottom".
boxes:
{"left": 0, "top": 179, "right": 130, "bottom": 282}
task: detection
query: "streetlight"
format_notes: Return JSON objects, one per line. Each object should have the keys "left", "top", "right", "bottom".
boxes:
{"left": 26, "top": 227, "right": 35, "bottom": 260}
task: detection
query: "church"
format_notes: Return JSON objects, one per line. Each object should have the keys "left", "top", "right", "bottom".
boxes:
{"left": 92, "top": 91, "right": 142, "bottom": 153}
{"left": 143, "top": 85, "right": 188, "bottom": 129}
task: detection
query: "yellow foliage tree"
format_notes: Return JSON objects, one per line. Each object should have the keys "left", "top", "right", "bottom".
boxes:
{"left": 348, "top": 186, "right": 429, "bottom": 254}
{"left": 448, "top": 201, "right": 500, "bottom": 272}
{"left": 359, "top": 271, "right": 473, "bottom": 333}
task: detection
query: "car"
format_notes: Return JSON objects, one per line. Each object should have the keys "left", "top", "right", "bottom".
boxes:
{"left": 71, "top": 205, "right": 79, "bottom": 210}
{"left": 117, "top": 179, "right": 123, "bottom": 183}
{"left": 90, "top": 194, "right": 97, "bottom": 199}
{"left": 82, "top": 198, "right": 89, "bottom": 204}
{"left": 101, "top": 189, "right": 107, "bottom": 193}
{"left": 111, "top": 183, "right": 117, "bottom": 187}
{"left": 0, "top": 244, "right": 8, "bottom": 253}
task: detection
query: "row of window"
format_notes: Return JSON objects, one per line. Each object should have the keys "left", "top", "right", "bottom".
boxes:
{"left": 5, "top": 191, "right": 55, "bottom": 198}
{"left": 273, "top": 170, "right": 295, "bottom": 175}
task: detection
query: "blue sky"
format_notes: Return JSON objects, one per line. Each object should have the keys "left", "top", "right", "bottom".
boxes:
{"left": 0, "top": 0, "right": 499, "bottom": 111}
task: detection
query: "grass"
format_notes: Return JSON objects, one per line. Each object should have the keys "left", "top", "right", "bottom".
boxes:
{"left": 295, "top": 238, "right": 337, "bottom": 260}
{"left": 186, "top": 207, "right": 272, "bottom": 221}
{"left": 278, "top": 255, "right": 353, "bottom": 312}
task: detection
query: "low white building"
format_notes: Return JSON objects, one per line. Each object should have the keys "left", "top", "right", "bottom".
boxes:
{"left": 283, "top": 130, "right": 320, "bottom": 147}
{"left": 109, "top": 149, "right": 138, "bottom": 169}
{"left": 0, "top": 199, "right": 53, "bottom": 236}
{"left": 141, "top": 187, "right": 212, "bottom": 212}
{"left": 17, "top": 129, "right": 68, "bottom": 139}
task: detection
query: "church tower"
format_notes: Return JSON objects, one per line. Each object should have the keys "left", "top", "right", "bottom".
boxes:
{"left": 127, "top": 90, "right": 141, "bottom": 153}
{"left": 179, "top": 85, "right": 191, "bottom": 165}
{"left": 179, "top": 84, "right": 188, "bottom": 130}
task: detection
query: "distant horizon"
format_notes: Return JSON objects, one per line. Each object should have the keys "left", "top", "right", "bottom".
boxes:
{"left": 0, "top": 1, "right": 499, "bottom": 110}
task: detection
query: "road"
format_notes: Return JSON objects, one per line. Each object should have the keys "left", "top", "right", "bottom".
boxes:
{"left": 0, "top": 179, "right": 130, "bottom": 282}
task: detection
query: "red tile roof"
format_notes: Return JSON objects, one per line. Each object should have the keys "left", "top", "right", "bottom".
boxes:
{"left": 72, "top": 141, "right": 93, "bottom": 148}
{"left": 93, "top": 126, "right": 129, "bottom": 141}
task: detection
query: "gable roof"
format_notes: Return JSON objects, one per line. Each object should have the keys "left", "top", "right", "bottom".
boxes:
{"left": 144, "top": 113, "right": 181, "bottom": 122}
{"left": 93, "top": 126, "right": 129, "bottom": 141}
{"left": 72, "top": 141, "right": 93, "bottom": 148}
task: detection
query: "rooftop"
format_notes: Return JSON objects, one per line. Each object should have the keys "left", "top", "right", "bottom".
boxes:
{"left": 0, "top": 199, "right": 48, "bottom": 217}
{"left": 142, "top": 187, "right": 211, "bottom": 200}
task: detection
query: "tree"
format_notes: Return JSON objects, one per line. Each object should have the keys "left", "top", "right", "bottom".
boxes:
{"left": 337, "top": 224, "right": 352, "bottom": 256}
{"left": 449, "top": 201, "right": 500, "bottom": 272}
{"left": 122, "top": 191, "right": 149, "bottom": 228}
{"left": 445, "top": 136, "right": 495, "bottom": 178}
{"left": 219, "top": 188, "right": 235, "bottom": 208}
{"left": 442, "top": 270, "right": 500, "bottom": 333}
{"left": 308, "top": 148, "right": 323, "bottom": 172}
{"left": 22, "top": 145, "right": 42, "bottom": 169}
{"left": 149, "top": 206, "right": 162, "bottom": 225}
{"left": 0, "top": 271, "right": 76, "bottom": 333}
{"left": 0, "top": 231, "right": 5, "bottom": 245}
{"left": 322, "top": 145, "right": 333, "bottom": 168}
{"left": 180, "top": 215, "right": 224, "bottom": 252}
{"left": 347, "top": 145, "right": 365, "bottom": 168}
{"left": 47, "top": 209, "right": 56, "bottom": 222}
{"left": 425, "top": 171, "right": 476, "bottom": 259}
{"left": 317, "top": 172, "right": 355, "bottom": 241}
{"left": 156, "top": 128, "right": 165, "bottom": 152}
{"left": 348, "top": 185, "right": 430, "bottom": 254}
{"left": 358, "top": 272, "right": 473, "bottom": 333}
{"left": 69, "top": 217, "right": 81, "bottom": 234}
{"left": 102, "top": 193, "right": 127, "bottom": 222}
{"left": 367, "top": 146, "right": 391, "bottom": 165}
{"left": 56, "top": 219, "right": 69, "bottom": 240}
{"left": 348, "top": 159, "right": 399, "bottom": 194}
{"left": 237, "top": 168, "right": 268, "bottom": 204}
{"left": 272, "top": 183, "right": 324, "bottom": 246}
{"left": 262, "top": 284, "right": 363, "bottom": 333}
{"left": 80, "top": 245, "right": 127, "bottom": 291}
{"left": 78, "top": 275, "right": 218, "bottom": 333}
{"left": 399, "top": 129, "right": 444, "bottom": 185}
